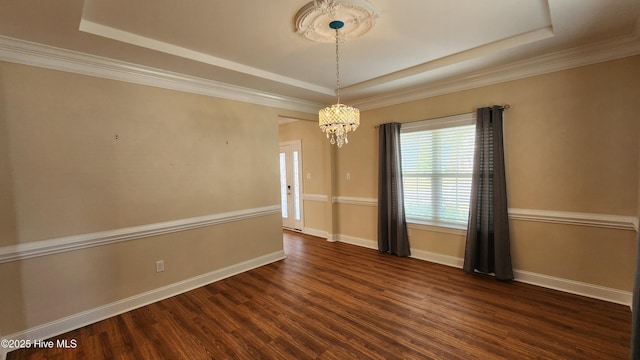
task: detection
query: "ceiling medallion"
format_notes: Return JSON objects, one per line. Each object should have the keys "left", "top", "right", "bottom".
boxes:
{"left": 294, "top": 0, "right": 379, "bottom": 43}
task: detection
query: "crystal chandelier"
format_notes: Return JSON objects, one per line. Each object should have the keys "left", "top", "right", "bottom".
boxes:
{"left": 319, "top": 20, "right": 360, "bottom": 147}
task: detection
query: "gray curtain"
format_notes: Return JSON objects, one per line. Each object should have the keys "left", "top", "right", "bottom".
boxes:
{"left": 631, "top": 224, "right": 640, "bottom": 359}
{"left": 378, "top": 123, "right": 411, "bottom": 257}
{"left": 463, "top": 106, "right": 514, "bottom": 280}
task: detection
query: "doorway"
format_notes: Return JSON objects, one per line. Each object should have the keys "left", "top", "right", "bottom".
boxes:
{"left": 279, "top": 140, "right": 303, "bottom": 230}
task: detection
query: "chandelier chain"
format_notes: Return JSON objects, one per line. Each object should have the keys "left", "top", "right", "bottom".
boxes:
{"left": 335, "top": 27, "right": 341, "bottom": 104}
{"left": 316, "top": 5, "right": 360, "bottom": 148}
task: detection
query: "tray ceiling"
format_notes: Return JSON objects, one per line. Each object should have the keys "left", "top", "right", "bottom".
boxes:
{"left": 0, "top": 0, "right": 638, "bottom": 111}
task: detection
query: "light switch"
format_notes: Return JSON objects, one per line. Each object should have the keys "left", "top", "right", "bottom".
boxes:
{"left": 346, "top": 172, "right": 351, "bottom": 180}
{"left": 306, "top": 172, "right": 312, "bottom": 179}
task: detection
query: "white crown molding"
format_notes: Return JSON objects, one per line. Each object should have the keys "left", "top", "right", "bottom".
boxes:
{"left": 1, "top": 27, "right": 639, "bottom": 114}
{"left": 0, "top": 249, "right": 285, "bottom": 359}
{"left": 78, "top": 19, "right": 333, "bottom": 97}
{"left": 509, "top": 208, "right": 637, "bottom": 231}
{"left": 346, "top": 26, "right": 554, "bottom": 95}
{"left": 0, "top": 36, "right": 322, "bottom": 114}
{"left": 0, "top": 205, "right": 280, "bottom": 264}
{"left": 354, "top": 31, "right": 640, "bottom": 110}
{"left": 302, "top": 193, "right": 329, "bottom": 202}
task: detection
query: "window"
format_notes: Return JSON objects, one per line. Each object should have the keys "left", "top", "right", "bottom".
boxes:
{"left": 400, "top": 113, "right": 475, "bottom": 229}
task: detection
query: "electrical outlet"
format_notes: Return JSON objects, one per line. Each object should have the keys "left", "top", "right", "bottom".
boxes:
{"left": 156, "top": 260, "right": 165, "bottom": 273}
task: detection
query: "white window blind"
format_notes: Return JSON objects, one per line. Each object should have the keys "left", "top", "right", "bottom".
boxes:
{"left": 400, "top": 113, "right": 476, "bottom": 229}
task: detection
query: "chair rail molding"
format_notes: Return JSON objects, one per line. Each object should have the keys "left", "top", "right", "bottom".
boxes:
{"left": 326, "top": 198, "right": 637, "bottom": 232}
{"left": 0, "top": 205, "right": 281, "bottom": 264}
{"left": 333, "top": 196, "right": 378, "bottom": 206}
{"left": 508, "top": 208, "right": 637, "bottom": 231}
{"left": 301, "top": 193, "right": 329, "bottom": 202}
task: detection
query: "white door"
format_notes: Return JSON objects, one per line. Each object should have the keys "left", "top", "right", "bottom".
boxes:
{"left": 279, "top": 140, "right": 303, "bottom": 230}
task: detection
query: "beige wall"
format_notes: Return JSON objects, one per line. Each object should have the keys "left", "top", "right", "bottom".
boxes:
{"left": 2, "top": 64, "right": 283, "bottom": 244}
{"left": 0, "top": 73, "right": 16, "bottom": 245}
{"left": 2, "top": 53, "right": 639, "bottom": 339}
{"left": 0, "top": 61, "right": 291, "bottom": 336}
{"left": 330, "top": 55, "right": 640, "bottom": 291}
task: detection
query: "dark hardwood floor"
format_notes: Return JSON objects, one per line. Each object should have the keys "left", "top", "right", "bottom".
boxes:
{"left": 8, "top": 230, "right": 632, "bottom": 359}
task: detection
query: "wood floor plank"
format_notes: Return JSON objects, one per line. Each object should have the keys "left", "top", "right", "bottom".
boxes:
{"left": 7, "top": 230, "right": 632, "bottom": 359}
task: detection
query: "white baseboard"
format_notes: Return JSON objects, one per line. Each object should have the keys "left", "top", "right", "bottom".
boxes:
{"left": 335, "top": 234, "right": 378, "bottom": 249}
{"left": 1, "top": 233, "right": 632, "bottom": 360}
{"left": 0, "top": 250, "right": 285, "bottom": 359}
{"left": 335, "top": 235, "right": 632, "bottom": 307}
{"left": 513, "top": 269, "right": 632, "bottom": 306}
{"left": 301, "top": 227, "right": 329, "bottom": 239}
{"left": 410, "top": 248, "right": 465, "bottom": 268}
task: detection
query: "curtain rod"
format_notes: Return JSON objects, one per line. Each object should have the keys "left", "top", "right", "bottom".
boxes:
{"left": 374, "top": 104, "right": 510, "bottom": 128}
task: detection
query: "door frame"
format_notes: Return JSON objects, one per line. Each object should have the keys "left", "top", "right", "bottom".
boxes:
{"left": 279, "top": 140, "right": 304, "bottom": 230}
